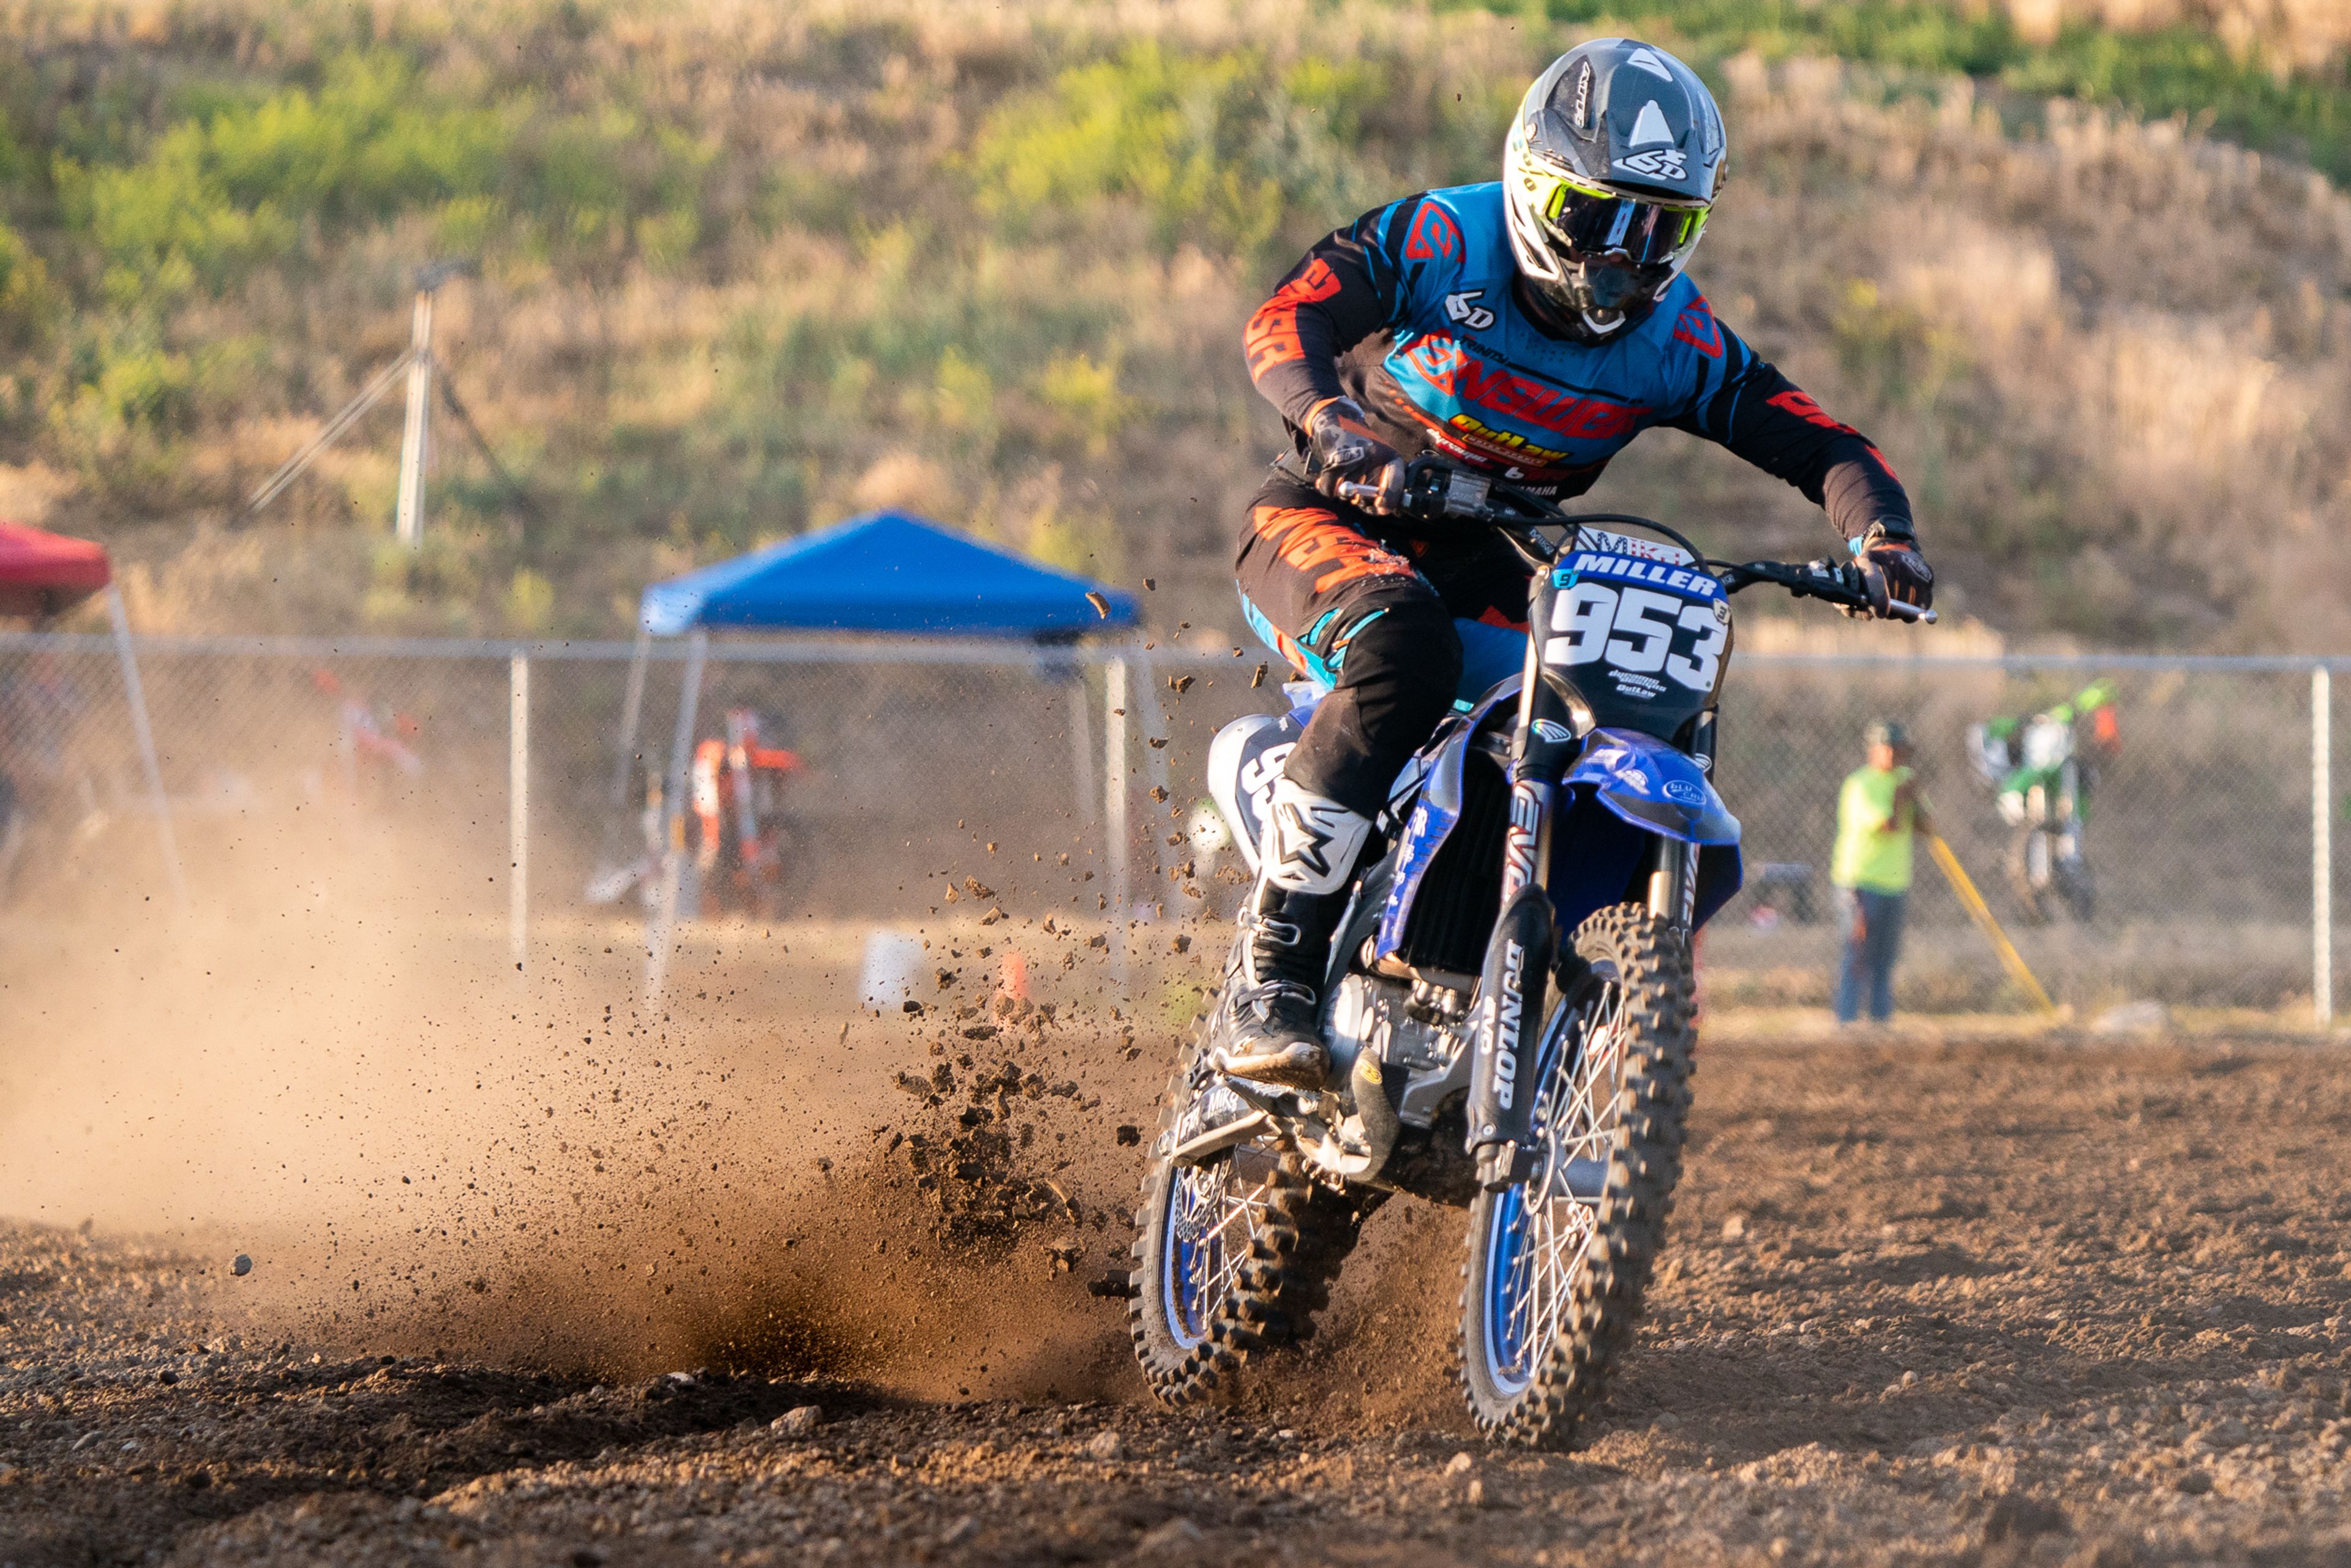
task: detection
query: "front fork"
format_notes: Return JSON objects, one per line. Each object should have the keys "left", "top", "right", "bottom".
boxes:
{"left": 1466, "top": 675, "right": 1574, "bottom": 1188}
{"left": 1647, "top": 710, "right": 1714, "bottom": 934}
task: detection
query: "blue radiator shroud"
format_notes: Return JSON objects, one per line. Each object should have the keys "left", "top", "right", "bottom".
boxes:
{"left": 1371, "top": 687, "right": 1744, "bottom": 960}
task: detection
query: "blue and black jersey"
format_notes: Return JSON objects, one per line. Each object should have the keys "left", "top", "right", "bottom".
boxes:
{"left": 1245, "top": 183, "right": 1912, "bottom": 541}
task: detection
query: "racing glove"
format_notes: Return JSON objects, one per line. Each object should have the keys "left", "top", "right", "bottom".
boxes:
{"left": 1305, "top": 397, "right": 1405, "bottom": 514}
{"left": 1850, "top": 525, "right": 1934, "bottom": 618}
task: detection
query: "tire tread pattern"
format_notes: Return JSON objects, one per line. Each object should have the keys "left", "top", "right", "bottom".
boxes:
{"left": 1455, "top": 902, "right": 1697, "bottom": 1450}
{"left": 1128, "top": 1039, "right": 1381, "bottom": 1405}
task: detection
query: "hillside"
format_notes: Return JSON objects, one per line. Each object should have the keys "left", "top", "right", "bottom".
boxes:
{"left": 0, "top": 0, "right": 2345, "bottom": 648}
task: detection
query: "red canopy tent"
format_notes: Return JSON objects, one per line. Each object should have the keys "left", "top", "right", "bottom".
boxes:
{"left": 0, "top": 520, "right": 183, "bottom": 903}
{"left": 0, "top": 520, "right": 112, "bottom": 620}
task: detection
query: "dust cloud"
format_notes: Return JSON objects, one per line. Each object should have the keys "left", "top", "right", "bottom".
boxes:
{"left": 0, "top": 809, "right": 1176, "bottom": 1403}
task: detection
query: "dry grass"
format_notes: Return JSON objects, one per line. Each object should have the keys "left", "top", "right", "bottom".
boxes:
{"left": 0, "top": 0, "right": 2338, "bottom": 650}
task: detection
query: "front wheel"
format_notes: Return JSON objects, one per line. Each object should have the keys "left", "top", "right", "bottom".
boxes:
{"left": 2009, "top": 827, "right": 2055, "bottom": 925}
{"left": 1457, "top": 902, "right": 1695, "bottom": 1448}
{"left": 1128, "top": 1029, "right": 1379, "bottom": 1405}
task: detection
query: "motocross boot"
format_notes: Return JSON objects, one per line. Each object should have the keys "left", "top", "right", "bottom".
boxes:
{"left": 1217, "top": 778, "right": 1373, "bottom": 1090}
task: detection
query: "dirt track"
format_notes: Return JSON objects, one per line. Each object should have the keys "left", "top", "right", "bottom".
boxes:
{"left": 10, "top": 1029, "right": 2351, "bottom": 1566}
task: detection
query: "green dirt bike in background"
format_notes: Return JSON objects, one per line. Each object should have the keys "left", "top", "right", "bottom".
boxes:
{"left": 1967, "top": 681, "right": 2118, "bottom": 925}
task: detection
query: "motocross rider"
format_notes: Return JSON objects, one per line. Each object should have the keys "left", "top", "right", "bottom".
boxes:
{"left": 1221, "top": 39, "right": 1934, "bottom": 1088}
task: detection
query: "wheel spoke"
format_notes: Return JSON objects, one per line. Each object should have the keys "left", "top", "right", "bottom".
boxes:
{"left": 1488, "top": 970, "right": 1633, "bottom": 1390}
{"left": 1162, "top": 1153, "right": 1275, "bottom": 1349}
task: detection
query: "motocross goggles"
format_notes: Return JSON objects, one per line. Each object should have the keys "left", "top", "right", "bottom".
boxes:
{"left": 1524, "top": 170, "right": 1710, "bottom": 270}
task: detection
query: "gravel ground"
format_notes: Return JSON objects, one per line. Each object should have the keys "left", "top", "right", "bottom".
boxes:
{"left": 8, "top": 1032, "right": 2351, "bottom": 1566}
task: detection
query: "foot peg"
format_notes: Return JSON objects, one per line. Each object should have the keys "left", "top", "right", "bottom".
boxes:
{"left": 1215, "top": 1038, "right": 1329, "bottom": 1091}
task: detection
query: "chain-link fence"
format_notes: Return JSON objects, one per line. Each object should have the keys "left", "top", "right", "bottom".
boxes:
{"left": 0, "top": 631, "right": 2340, "bottom": 1019}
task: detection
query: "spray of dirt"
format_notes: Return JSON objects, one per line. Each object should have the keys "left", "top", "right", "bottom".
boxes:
{"left": 0, "top": 803, "right": 1191, "bottom": 1405}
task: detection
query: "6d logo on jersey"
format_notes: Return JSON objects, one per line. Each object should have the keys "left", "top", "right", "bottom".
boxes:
{"left": 1444, "top": 290, "right": 1496, "bottom": 331}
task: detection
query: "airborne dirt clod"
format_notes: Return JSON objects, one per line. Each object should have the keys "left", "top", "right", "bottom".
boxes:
{"left": 9, "top": 1022, "right": 2351, "bottom": 1563}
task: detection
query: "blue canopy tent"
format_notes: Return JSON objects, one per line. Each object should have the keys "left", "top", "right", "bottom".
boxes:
{"left": 615, "top": 511, "right": 1142, "bottom": 1003}
{"left": 638, "top": 511, "right": 1138, "bottom": 637}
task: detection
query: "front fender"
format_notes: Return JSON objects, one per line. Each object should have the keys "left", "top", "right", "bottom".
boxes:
{"left": 1568, "top": 728, "right": 1741, "bottom": 847}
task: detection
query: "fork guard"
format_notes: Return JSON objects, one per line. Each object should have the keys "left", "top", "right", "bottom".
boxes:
{"left": 1465, "top": 883, "right": 1554, "bottom": 1190}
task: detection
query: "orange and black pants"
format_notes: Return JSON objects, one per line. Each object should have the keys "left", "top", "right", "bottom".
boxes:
{"left": 1235, "top": 468, "right": 1530, "bottom": 817}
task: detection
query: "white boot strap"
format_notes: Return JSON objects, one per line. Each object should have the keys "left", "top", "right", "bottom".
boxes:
{"left": 1260, "top": 779, "right": 1372, "bottom": 896}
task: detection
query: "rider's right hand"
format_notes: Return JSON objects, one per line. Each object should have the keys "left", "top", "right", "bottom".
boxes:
{"left": 1306, "top": 397, "right": 1406, "bottom": 514}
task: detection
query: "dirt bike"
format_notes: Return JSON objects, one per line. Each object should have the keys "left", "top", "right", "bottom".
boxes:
{"left": 1967, "top": 689, "right": 2113, "bottom": 925}
{"left": 1127, "top": 460, "right": 1932, "bottom": 1447}
{"left": 586, "top": 708, "right": 805, "bottom": 918}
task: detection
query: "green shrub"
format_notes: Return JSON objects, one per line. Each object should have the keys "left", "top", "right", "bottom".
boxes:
{"left": 967, "top": 43, "right": 1385, "bottom": 260}
{"left": 57, "top": 135, "right": 294, "bottom": 293}
{"left": 0, "top": 221, "right": 55, "bottom": 348}
{"left": 1033, "top": 349, "right": 1129, "bottom": 455}
{"left": 1461, "top": 1, "right": 2351, "bottom": 182}
{"left": 51, "top": 47, "right": 714, "bottom": 294}
{"left": 503, "top": 566, "right": 556, "bottom": 632}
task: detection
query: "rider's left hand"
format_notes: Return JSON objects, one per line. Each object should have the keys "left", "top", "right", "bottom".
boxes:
{"left": 1850, "top": 527, "right": 1933, "bottom": 618}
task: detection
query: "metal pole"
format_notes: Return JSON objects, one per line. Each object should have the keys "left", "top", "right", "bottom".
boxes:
{"left": 645, "top": 631, "right": 707, "bottom": 1011}
{"left": 509, "top": 653, "right": 529, "bottom": 973}
{"left": 106, "top": 585, "right": 186, "bottom": 910}
{"left": 2317, "top": 664, "right": 2333, "bottom": 1029}
{"left": 243, "top": 351, "right": 412, "bottom": 517}
{"left": 1067, "top": 660, "right": 1097, "bottom": 825}
{"left": 393, "top": 288, "right": 435, "bottom": 549}
{"left": 609, "top": 625, "right": 651, "bottom": 810}
{"left": 1133, "top": 648, "right": 1171, "bottom": 803}
{"left": 1107, "top": 655, "right": 1130, "bottom": 996}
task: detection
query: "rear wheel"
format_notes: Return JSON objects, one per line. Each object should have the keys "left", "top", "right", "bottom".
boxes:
{"left": 2055, "top": 848, "right": 2095, "bottom": 923}
{"left": 1457, "top": 903, "right": 1695, "bottom": 1448}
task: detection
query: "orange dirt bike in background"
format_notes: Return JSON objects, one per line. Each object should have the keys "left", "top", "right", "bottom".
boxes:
{"left": 1126, "top": 459, "right": 1932, "bottom": 1447}
{"left": 587, "top": 708, "right": 805, "bottom": 920}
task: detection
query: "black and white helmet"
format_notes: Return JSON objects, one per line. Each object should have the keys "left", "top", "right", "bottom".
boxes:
{"left": 1503, "top": 40, "right": 1727, "bottom": 337}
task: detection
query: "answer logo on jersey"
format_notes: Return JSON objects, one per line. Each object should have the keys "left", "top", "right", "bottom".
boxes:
{"left": 1614, "top": 146, "right": 1687, "bottom": 181}
{"left": 1444, "top": 290, "right": 1496, "bottom": 331}
{"left": 1672, "top": 294, "right": 1724, "bottom": 359}
{"left": 1403, "top": 201, "right": 1463, "bottom": 262}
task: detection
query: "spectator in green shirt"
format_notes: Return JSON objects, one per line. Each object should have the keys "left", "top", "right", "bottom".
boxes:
{"left": 1832, "top": 721, "right": 1932, "bottom": 1024}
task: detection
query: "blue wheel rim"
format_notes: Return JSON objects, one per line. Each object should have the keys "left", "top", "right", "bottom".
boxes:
{"left": 1480, "top": 970, "right": 1625, "bottom": 1393}
{"left": 1160, "top": 1157, "right": 1267, "bottom": 1351}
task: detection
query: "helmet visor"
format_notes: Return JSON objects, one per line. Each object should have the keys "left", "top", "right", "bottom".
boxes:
{"left": 1525, "top": 171, "right": 1709, "bottom": 269}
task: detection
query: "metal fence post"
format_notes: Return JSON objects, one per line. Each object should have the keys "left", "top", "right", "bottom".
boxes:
{"left": 645, "top": 631, "right": 708, "bottom": 1013}
{"left": 2317, "top": 664, "right": 2333, "bottom": 1029}
{"left": 392, "top": 285, "right": 437, "bottom": 549}
{"left": 509, "top": 651, "right": 529, "bottom": 973}
{"left": 105, "top": 585, "right": 186, "bottom": 910}
{"left": 1107, "top": 653, "right": 1130, "bottom": 996}
{"left": 609, "top": 625, "right": 650, "bottom": 811}
{"left": 1067, "top": 661, "right": 1097, "bottom": 824}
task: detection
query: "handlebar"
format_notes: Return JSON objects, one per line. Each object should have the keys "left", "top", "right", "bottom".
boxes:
{"left": 1335, "top": 459, "right": 1936, "bottom": 625}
